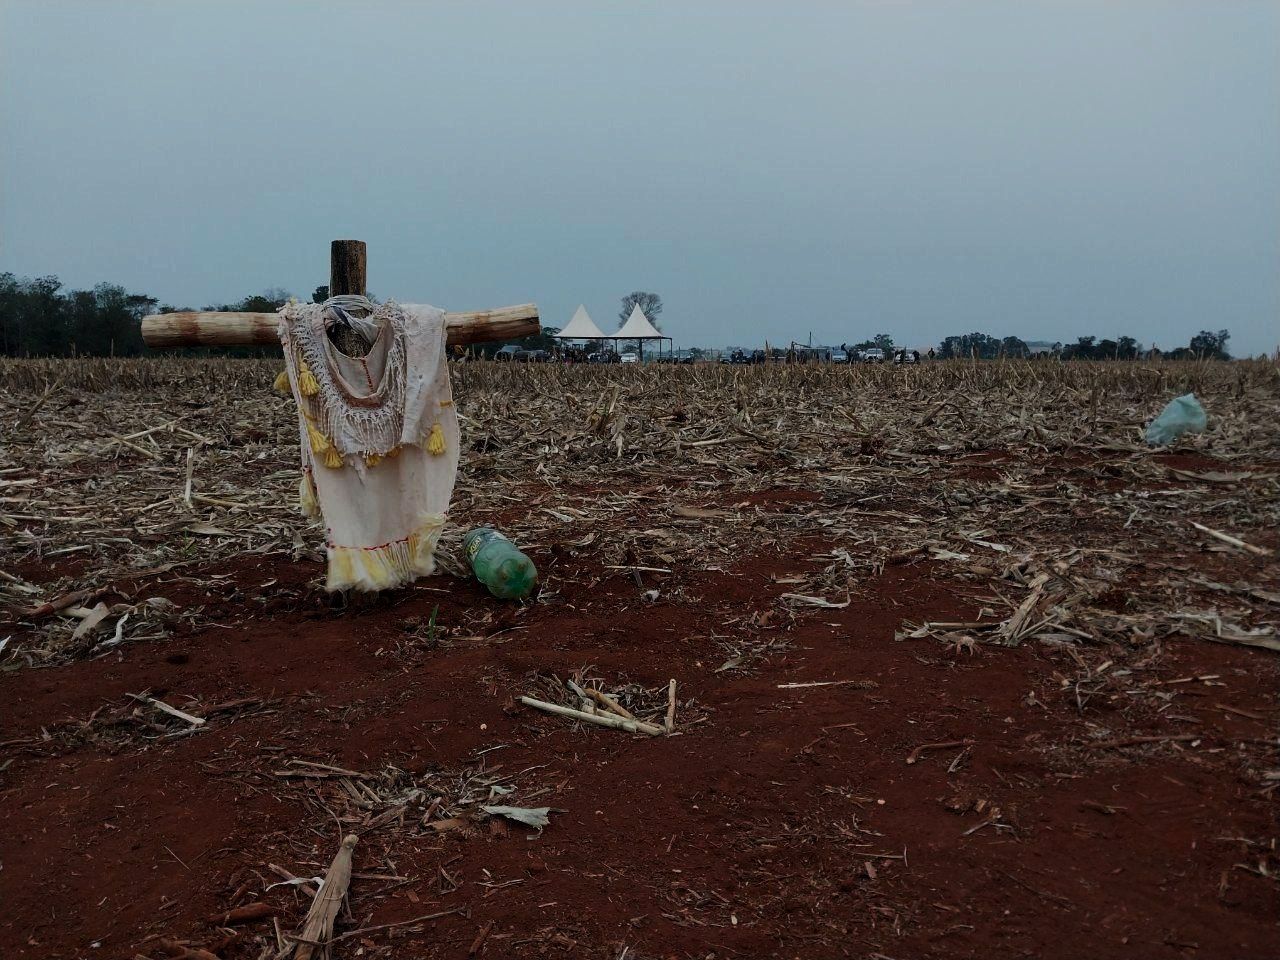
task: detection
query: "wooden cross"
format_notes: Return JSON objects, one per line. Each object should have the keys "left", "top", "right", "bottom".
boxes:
{"left": 140, "top": 239, "right": 540, "bottom": 350}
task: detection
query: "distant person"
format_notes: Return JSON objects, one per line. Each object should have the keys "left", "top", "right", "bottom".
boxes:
{"left": 927, "top": 347, "right": 936, "bottom": 360}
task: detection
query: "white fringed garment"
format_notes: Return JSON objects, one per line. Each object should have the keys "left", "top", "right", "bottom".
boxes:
{"left": 278, "top": 300, "right": 460, "bottom": 592}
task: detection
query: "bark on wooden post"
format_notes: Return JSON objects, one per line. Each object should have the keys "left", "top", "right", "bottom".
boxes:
{"left": 328, "top": 240, "right": 371, "bottom": 357}
{"left": 141, "top": 305, "right": 540, "bottom": 349}
{"left": 330, "top": 239, "right": 367, "bottom": 297}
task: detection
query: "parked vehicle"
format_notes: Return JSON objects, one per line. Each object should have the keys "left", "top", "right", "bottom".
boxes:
{"left": 514, "top": 349, "right": 550, "bottom": 362}
{"left": 619, "top": 350, "right": 640, "bottom": 364}
{"left": 831, "top": 349, "right": 849, "bottom": 364}
{"left": 788, "top": 345, "right": 831, "bottom": 363}
{"left": 861, "top": 347, "right": 886, "bottom": 364}
{"left": 663, "top": 350, "right": 699, "bottom": 364}
{"left": 894, "top": 349, "right": 920, "bottom": 365}
{"left": 587, "top": 349, "right": 619, "bottom": 363}
{"left": 494, "top": 344, "right": 521, "bottom": 361}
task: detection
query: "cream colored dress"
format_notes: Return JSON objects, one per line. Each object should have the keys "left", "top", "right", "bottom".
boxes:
{"left": 277, "top": 301, "right": 460, "bottom": 592}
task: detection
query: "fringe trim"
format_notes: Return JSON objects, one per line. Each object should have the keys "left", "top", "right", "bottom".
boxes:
{"left": 273, "top": 369, "right": 291, "bottom": 394}
{"left": 325, "top": 516, "right": 446, "bottom": 593}
{"left": 298, "top": 472, "right": 320, "bottom": 518}
{"left": 362, "top": 444, "right": 402, "bottom": 468}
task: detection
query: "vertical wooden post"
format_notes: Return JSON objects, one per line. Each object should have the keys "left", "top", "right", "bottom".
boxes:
{"left": 327, "top": 239, "right": 370, "bottom": 356}
{"left": 330, "top": 240, "right": 367, "bottom": 297}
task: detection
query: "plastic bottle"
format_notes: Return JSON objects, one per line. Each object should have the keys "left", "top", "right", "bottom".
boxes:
{"left": 463, "top": 527, "right": 538, "bottom": 599}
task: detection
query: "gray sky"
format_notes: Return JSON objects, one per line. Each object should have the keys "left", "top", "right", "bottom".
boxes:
{"left": 2, "top": 1, "right": 1277, "bottom": 354}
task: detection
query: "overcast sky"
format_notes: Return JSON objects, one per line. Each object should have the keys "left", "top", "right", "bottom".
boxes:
{"left": 2, "top": 1, "right": 1277, "bottom": 353}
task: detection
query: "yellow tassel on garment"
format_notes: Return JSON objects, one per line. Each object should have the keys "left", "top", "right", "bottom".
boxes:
{"left": 385, "top": 445, "right": 402, "bottom": 459}
{"left": 306, "top": 420, "right": 331, "bottom": 456}
{"left": 322, "top": 446, "right": 345, "bottom": 469}
{"left": 426, "top": 422, "right": 446, "bottom": 456}
{"left": 298, "top": 360, "right": 319, "bottom": 397}
{"left": 298, "top": 472, "right": 319, "bottom": 517}
{"left": 364, "top": 451, "right": 382, "bottom": 468}
{"left": 272, "top": 369, "right": 290, "bottom": 394}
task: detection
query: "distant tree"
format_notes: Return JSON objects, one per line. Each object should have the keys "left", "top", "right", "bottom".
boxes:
{"left": 619, "top": 291, "right": 663, "bottom": 331}
{"left": 938, "top": 332, "right": 1002, "bottom": 359}
{"left": 1116, "top": 335, "right": 1140, "bottom": 360}
{"left": 1062, "top": 336, "right": 1097, "bottom": 361}
{"left": 312, "top": 285, "right": 329, "bottom": 303}
{"left": 872, "top": 333, "right": 894, "bottom": 355}
{"left": 23, "top": 275, "right": 67, "bottom": 356}
{"left": 86, "top": 283, "right": 154, "bottom": 355}
{"left": 66, "top": 288, "right": 98, "bottom": 354}
{"left": 999, "top": 336, "right": 1030, "bottom": 358}
{"left": 206, "top": 288, "right": 292, "bottom": 313}
{"left": 1188, "top": 328, "right": 1231, "bottom": 360}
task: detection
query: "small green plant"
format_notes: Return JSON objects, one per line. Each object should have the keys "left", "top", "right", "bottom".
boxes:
{"left": 398, "top": 604, "right": 442, "bottom": 653}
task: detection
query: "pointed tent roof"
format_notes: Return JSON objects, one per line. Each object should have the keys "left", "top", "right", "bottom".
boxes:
{"left": 615, "top": 304, "right": 666, "bottom": 340}
{"left": 555, "top": 304, "right": 606, "bottom": 340}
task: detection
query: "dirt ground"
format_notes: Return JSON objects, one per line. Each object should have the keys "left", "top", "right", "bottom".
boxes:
{"left": 1, "top": 360, "right": 1277, "bottom": 959}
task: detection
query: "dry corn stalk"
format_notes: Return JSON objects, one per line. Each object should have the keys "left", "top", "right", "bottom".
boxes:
{"left": 291, "top": 834, "right": 357, "bottom": 960}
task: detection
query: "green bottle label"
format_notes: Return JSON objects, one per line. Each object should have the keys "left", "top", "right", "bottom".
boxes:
{"left": 466, "top": 529, "right": 509, "bottom": 564}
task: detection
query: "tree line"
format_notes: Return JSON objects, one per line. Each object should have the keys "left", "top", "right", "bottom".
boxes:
{"left": 937, "top": 329, "right": 1232, "bottom": 361}
{"left": 0, "top": 272, "right": 1237, "bottom": 361}
{"left": 0, "top": 273, "right": 306, "bottom": 358}
{"left": 0, "top": 273, "right": 157, "bottom": 357}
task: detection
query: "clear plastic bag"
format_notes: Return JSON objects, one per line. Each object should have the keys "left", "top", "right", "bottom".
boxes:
{"left": 1145, "top": 393, "right": 1207, "bottom": 446}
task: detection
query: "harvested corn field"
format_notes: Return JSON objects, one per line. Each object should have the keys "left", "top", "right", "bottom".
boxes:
{"left": 2, "top": 358, "right": 1279, "bottom": 959}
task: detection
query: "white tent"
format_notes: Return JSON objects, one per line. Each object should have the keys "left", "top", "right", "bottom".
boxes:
{"left": 555, "top": 304, "right": 606, "bottom": 341}
{"left": 615, "top": 304, "right": 663, "bottom": 340}
{"left": 613, "top": 305, "right": 671, "bottom": 359}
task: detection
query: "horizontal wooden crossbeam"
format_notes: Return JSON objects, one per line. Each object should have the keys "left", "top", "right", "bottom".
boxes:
{"left": 141, "top": 303, "right": 540, "bottom": 349}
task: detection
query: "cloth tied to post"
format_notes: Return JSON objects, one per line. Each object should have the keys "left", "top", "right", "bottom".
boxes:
{"left": 277, "top": 299, "right": 460, "bottom": 592}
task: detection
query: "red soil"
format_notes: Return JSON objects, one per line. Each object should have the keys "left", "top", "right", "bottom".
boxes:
{"left": 1, "top": 543, "right": 1277, "bottom": 959}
